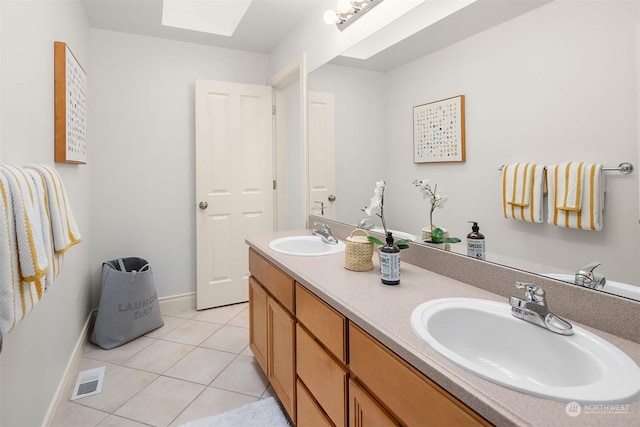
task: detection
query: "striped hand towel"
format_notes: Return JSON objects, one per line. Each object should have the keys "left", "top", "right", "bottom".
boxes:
{"left": 25, "top": 165, "right": 82, "bottom": 253}
{"left": 502, "top": 162, "right": 546, "bottom": 223}
{"left": 25, "top": 168, "right": 60, "bottom": 290}
{"left": 0, "top": 166, "right": 48, "bottom": 338}
{"left": 0, "top": 172, "right": 21, "bottom": 338}
{"left": 0, "top": 165, "right": 49, "bottom": 284}
{"left": 548, "top": 163, "right": 605, "bottom": 231}
{"left": 554, "top": 162, "right": 585, "bottom": 212}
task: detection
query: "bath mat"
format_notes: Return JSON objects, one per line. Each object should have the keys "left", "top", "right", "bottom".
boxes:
{"left": 179, "top": 397, "right": 290, "bottom": 427}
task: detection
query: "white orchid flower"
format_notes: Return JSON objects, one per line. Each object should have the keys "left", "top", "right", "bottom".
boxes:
{"left": 364, "top": 183, "right": 383, "bottom": 216}
{"left": 362, "top": 180, "right": 388, "bottom": 233}
{"left": 413, "top": 179, "right": 433, "bottom": 199}
{"left": 433, "top": 194, "right": 448, "bottom": 208}
{"left": 369, "top": 195, "right": 381, "bottom": 209}
{"left": 364, "top": 195, "right": 380, "bottom": 216}
{"left": 414, "top": 178, "right": 449, "bottom": 230}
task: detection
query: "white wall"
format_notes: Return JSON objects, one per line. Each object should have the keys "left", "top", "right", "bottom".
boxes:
{"left": 88, "top": 30, "right": 269, "bottom": 302}
{"left": 285, "top": 83, "right": 305, "bottom": 229}
{"left": 308, "top": 64, "right": 387, "bottom": 225}
{"left": 0, "top": 1, "right": 4, "bottom": 422}
{"left": 0, "top": 1, "right": 92, "bottom": 426}
{"left": 383, "top": 0, "right": 640, "bottom": 283}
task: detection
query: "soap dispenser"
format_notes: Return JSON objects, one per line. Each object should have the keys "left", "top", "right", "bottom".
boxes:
{"left": 467, "top": 221, "right": 485, "bottom": 260}
{"left": 379, "top": 232, "right": 400, "bottom": 285}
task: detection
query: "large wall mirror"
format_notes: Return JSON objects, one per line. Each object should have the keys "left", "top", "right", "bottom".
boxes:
{"left": 307, "top": 0, "right": 640, "bottom": 300}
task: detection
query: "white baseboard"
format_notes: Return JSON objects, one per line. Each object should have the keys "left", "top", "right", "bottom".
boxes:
{"left": 158, "top": 292, "right": 196, "bottom": 313}
{"left": 42, "top": 310, "right": 96, "bottom": 427}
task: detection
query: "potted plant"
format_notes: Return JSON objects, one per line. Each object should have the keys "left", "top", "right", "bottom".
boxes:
{"left": 412, "top": 179, "right": 461, "bottom": 249}
{"left": 362, "top": 180, "right": 412, "bottom": 249}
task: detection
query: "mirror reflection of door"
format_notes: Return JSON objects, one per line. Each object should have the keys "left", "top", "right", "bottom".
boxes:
{"left": 308, "top": 91, "right": 336, "bottom": 220}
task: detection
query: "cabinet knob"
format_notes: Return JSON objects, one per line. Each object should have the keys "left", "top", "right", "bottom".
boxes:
{"left": 199, "top": 201, "right": 208, "bottom": 209}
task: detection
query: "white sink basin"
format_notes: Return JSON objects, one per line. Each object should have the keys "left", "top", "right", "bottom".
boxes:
{"left": 543, "top": 273, "right": 640, "bottom": 302}
{"left": 370, "top": 227, "right": 416, "bottom": 242}
{"left": 269, "top": 236, "right": 345, "bottom": 256}
{"left": 411, "top": 298, "right": 640, "bottom": 402}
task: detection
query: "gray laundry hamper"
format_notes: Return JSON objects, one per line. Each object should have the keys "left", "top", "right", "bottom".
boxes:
{"left": 90, "top": 257, "right": 164, "bottom": 350}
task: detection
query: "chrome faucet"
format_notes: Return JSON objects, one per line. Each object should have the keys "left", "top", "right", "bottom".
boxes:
{"left": 509, "top": 282, "right": 573, "bottom": 335}
{"left": 357, "top": 217, "right": 374, "bottom": 230}
{"left": 575, "top": 262, "right": 606, "bottom": 290}
{"left": 312, "top": 222, "right": 339, "bottom": 245}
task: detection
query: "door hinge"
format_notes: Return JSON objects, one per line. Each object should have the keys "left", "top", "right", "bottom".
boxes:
{"left": 272, "top": 105, "right": 276, "bottom": 115}
{"left": 273, "top": 180, "right": 277, "bottom": 190}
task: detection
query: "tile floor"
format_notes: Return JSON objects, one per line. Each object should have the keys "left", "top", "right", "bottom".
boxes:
{"left": 50, "top": 302, "right": 276, "bottom": 427}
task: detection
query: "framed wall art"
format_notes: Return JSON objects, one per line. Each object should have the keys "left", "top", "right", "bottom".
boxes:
{"left": 54, "top": 41, "right": 87, "bottom": 164}
{"left": 413, "top": 95, "right": 465, "bottom": 164}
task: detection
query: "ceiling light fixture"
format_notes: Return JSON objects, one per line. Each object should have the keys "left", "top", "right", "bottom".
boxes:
{"left": 323, "top": 0, "right": 383, "bottom": 31}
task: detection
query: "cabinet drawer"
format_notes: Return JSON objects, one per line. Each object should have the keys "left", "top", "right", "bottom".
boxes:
{"left": 349, "top": 379, "right": 398, "bottom": 427}
{"left": 297, "top": 324, "right": 347, "bottom": 427}
{"left": 295, "top": 283, "right": 346, "bottom": 362}
{"left": 349, "top": 323, "right": 491, "bottom": 427}
{"left": 297, "top": 379, "right": 334, "bottom": 427}
{"left": 249, "top": 248, "right": 294, "bottom": 312}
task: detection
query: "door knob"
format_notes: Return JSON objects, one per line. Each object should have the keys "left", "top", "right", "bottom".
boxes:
{"left": 328, "top": 194, "right": 336, "bottom": 202}
{"left": 199, "top": 201, "right": 208, "bottom": 209}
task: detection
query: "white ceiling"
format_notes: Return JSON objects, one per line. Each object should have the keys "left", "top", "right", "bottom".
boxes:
{"left": 81, "top": 0, "right": 551, "bottom": 72}
{"left": 81, "top": 0, "right": 328, "bottom": 54}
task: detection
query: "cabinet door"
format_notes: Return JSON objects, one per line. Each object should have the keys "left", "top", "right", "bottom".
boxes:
{"left": 249, "top": 277, "right": 268, "bottom": 374}
{"left": 349, "top": 379, "right": 398, "bottom": 427}
{"left": 268, "top": 297, "right": 296, "bottom": 423}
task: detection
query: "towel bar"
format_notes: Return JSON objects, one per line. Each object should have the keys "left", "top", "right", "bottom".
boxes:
{"left": 498, "top": 162, "right": 634, "bottom": 175}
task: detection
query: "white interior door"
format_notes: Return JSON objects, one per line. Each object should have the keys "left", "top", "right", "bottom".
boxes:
{"left": 308, "top": 91, "right": 336, "bottom": 220}
{"left": 195, "top": 80, "right": 273, "bottom": 310}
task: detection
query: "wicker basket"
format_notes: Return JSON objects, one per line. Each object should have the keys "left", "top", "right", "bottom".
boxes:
{"left": 344, "top": 229, "right": 374, "bottom": 272}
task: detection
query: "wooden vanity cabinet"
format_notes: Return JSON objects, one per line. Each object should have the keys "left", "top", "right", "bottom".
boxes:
{"left": 248, "top": 249, "right": 296, "bottom": 423}
{"left": 349, "top": 323, "right": 491, "bottom": 427}
{"left": 249, "top": 248, "right": 491, "bottom": 427}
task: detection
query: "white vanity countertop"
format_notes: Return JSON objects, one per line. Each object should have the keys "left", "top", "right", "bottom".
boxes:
{"left": 247, "top": 229, "right": 640, "bottom": 427}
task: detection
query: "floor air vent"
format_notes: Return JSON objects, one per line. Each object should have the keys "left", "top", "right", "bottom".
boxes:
{"left": 70, "top": 366, "right": 105, "bottom": 400}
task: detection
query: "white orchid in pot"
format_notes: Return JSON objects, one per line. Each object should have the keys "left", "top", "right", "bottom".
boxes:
{"left": 362, "top": 180, "right": 411, "bottom": 249}
{"left": 412, "top": 179, "right": 461, "bottom": 245}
